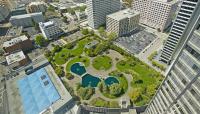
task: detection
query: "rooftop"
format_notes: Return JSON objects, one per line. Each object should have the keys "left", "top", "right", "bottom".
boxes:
{"left": 107, "top": 9, "right": 140, "bottom": 21}
{"left": 29, "top": 1, "right": 46, "bottom": 5}
{"left": 39, "top": 21, "right": 55, "bottom": 28}
{"left": 10, "top": 12, "right": 43, "bottom": 19}
{"left": 6, "top": 51, "right": 26, "bottom": 65}
{"left": 6, "top": 64, "right": 74, "bottom": 114}
{"left": 6, "top": 26, "right": 23, "bottom": 37}
{"left": 3, "top": 35, "right": 28, "bottom": 47}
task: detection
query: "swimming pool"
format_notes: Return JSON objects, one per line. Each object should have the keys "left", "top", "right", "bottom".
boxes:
{"left": 104, "top": 77, "right": 119, "bottom": 86}
{"left": 82, "top": 74, "right": 101, "bottom": 87}
{"left": 70, "top": 63, "right": 86, "bottom": 76}
{"left": 17, "top": 68, "right": 60, "bottom": 114}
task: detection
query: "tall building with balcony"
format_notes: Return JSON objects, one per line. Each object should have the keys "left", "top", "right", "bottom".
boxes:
{"left": 86, "top": 0, "right": 121, "bottom": 29}
{"left": 144, "top": 1, "right": 200, "bottom": 113}
{"left": 160, "top": 0, "right": 200, "bottom": 64}
{"left": 132, "top": 0, "right": 178, "bottom": 32}
{"left": 106, "top": 9, "right": 140, "bottom": 36}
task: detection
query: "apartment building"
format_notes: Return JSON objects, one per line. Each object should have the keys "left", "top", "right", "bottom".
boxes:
{"left": 106, "top": 9, "right": 140, "bottom": 36}
{"left": 10, "top": 12, "right": 44, "bottom": 27}
{"left": 159, "top": 0, "right": 200, "bottom": 64}
{"left": 144, "top": 1, "right": 200, "bottom": 114}
{"left": 132, "top": 0, "right": 178, "bottom": 31}
{"left": 27, "top": 1, "right": 47, "bottom": 13}
{"left": 39, "top": 21, "right": 63, "bottom": 40}
{"left": 86, "top": 0, "right": 121, "bottom": 29}
{"left": 3, "top": 35, "right": 33, "bottom": 53}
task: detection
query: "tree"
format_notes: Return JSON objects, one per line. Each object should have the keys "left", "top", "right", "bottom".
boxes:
{"left": 34, "top": 35, "right": 47, "bottom": 47}
{"left": 67, "top": 8, "right": 75, "bottom": 15}
{"left": 129, "top": 88, "right": 143, "bottom": 102}
{"left": 98, "top": 27, "right": 106, "bottom": 37}
{"left": 53, "top": 45, "right": 62, "bottom": 53}
{"left": 66, "top": 73, "right": 74, "bottom": 80}
{"left": 55, "top": 66, "right": 64, "bottom": 77}
{"left": 107, "top": 32, "right": 117, "bottom": 40}
{"left": 109, "top": 83, "right": 122, "bottom": 96}
{"left": 81, "top": 28, "right": 89, "bottom": 35}
{"left": 79, "top": 6, "right": 87, "bottom": 12}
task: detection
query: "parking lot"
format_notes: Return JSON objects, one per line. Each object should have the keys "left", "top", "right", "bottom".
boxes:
{"left": 115, "top": 29, "right": 156, "bottom": 54}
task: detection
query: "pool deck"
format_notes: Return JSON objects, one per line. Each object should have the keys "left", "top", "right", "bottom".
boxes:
{"left": 6, "top": 64, "right": 73, "bottom": 114}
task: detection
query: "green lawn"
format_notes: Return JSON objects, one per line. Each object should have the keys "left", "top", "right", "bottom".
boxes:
{"left": 54, "top": 38, "right": 92, "bottom": 65}
{"left": 92, "top": 55, "right": 112, "bottom": 70}
{"left": 116, "top": 58, "right": 163, "bottom": 106}
{"left": 89, "top": 97, "right": 119, "bottom": 108}
{"left": 66, "top": 56, "right": 90, "bottom": 72}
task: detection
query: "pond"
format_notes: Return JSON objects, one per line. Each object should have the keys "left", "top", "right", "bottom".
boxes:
{"left": 104, "top": 77, "right": 119, "bottom": 86}
{"left": 82, "top": 74, "right": 101, "bottom": 87}
{"left": 70, "top": 63, "right": 86, "bottom": 76}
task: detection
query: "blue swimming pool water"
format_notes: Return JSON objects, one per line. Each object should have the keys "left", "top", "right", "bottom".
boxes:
{"left": 104, "top": 77, "right": 119, "bottom": 86}
{"left": 82, "top": 74, "right": 101, "bottom": 87}
{"left": 17, "top": 68, "right": 60, "bottom": 114}
{"left": 71, "top": 63, "right": 86, "bottom": 76}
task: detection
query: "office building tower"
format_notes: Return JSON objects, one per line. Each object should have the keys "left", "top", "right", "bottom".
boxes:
{"left": 160, "top": 0, "right": 200, "bottom": 64}
{"left": 86, "top": 0, "right": 120, "bottom": 29}
{"left": 106, "top": 9, "right": 140, "bottom": 36}
{"left": 132, "top": 0, "right": 178, "bottom": 32}
{"left": 144, "top": 1, "right": 200, "bottom": 114}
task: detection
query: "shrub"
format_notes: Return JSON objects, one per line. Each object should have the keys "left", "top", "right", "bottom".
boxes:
{"left": 66, "top": 73, "right": 74, "bottom": 80}
{"left": 55, "top": 66, "right": 64, "bottom": 77}
{"left": 109, "top": 83, "right": 122, "bottom": 96}
{"left": 77, "top": 87, "right": 95, "bottom": 100}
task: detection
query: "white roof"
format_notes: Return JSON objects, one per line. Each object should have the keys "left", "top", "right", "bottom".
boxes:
{"left": 6, "top": 51, "right": 26, "bottom": 65}
{"left": 3, "top": 35, "right": 28, "bottom": 47}
{"left": 29, "top": 1, "right": 45, "bottom": 5}
{"left": 107, "top": 9, "right": 140, "bottom": 21}
{"left": 10, "top": 12, "right": 42, "bottom": 19}
{"left": 39, "top": 21, "right": 55, "bottom": 28}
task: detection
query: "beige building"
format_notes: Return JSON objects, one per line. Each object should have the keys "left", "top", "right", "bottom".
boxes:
{"left": 106, "top": 9, "right": 140, "bottom": 36}
{"left": 27, "top": 1, "right": 46, "bottom": 13}
{"left": 6, "top": 50, "right": 29, "bottom": 69}
{"left": 86, "top": 0, "right": 121, "bottom": 29}
{"left": 132, "top": 0, "right": 178, "bottom": 31}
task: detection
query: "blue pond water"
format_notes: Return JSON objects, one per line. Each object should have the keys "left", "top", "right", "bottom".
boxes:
{"left": 17, "top": 68, "right": 60, "bottom": 114}
{"left": 104, "top": 77, "right": 119, "bottom": 86}
{"left": 70, "top": 63, "right": 86, "bottom": 76}
{"left": 82, "top": 74, "right": 101, "bottom": 87}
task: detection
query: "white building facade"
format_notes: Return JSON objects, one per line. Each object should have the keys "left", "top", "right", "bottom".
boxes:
{"left": 106, "top": 9, "right": 140, "bottom": 36}
{"left": 39, "top": 21, "right": 63, "bottom": 40}
{"left": 132, "top": 0, "right": 178, "bottom": 31}
{"left": 86, "top": 0, "right": 121, "bottom": 29}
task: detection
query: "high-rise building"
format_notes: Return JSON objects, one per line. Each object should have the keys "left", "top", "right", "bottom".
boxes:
{"left": 86, "top": 0, "right": 121, "bottom": 29}
{"left": 132, "top": 0, "right": 178, "bottom": 32}
{"left": 144, "top": 1, "right": 200, "bottom": 114}
{"left": 27, "top": 2, "right": 47, "bottom": 13}
{"left": 159, "top": 0, "right": 200, "bottom": 64}
{"left": 106, "top": 9, "right": 140, "bottom": 36}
